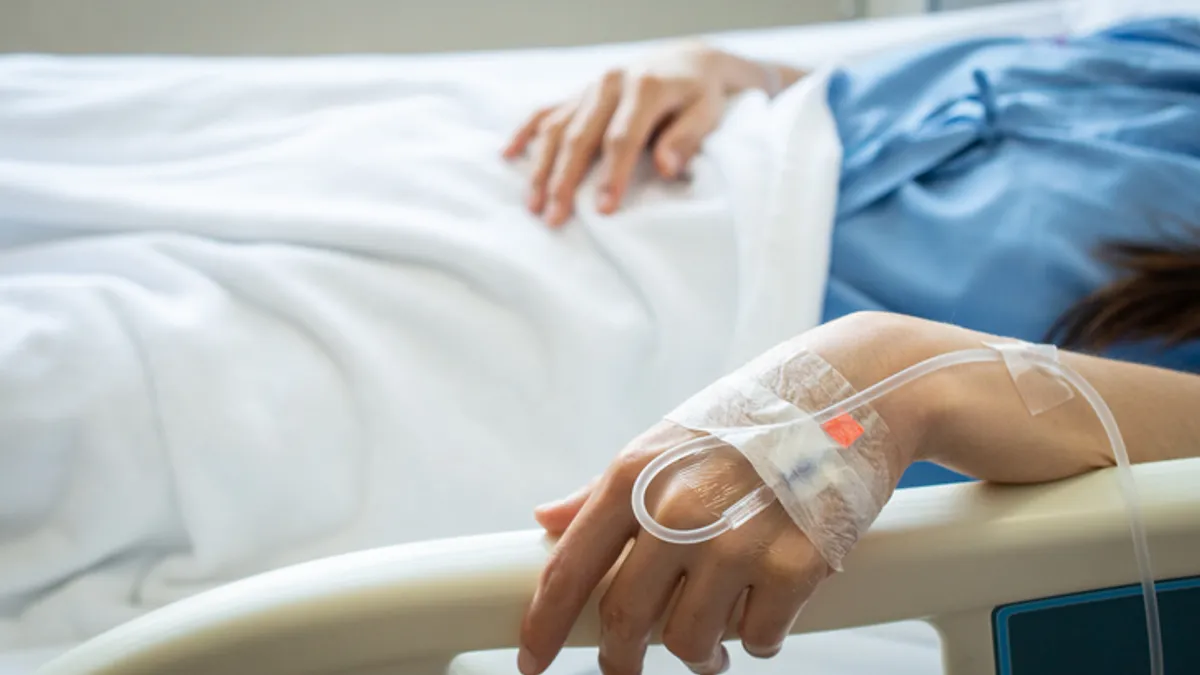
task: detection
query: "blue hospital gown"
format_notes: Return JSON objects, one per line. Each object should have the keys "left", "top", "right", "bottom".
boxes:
{"left": 824, "top": 18, "right": 1200, "bottom": 371}
{"left": 822, "top": 19, "right": 1200, "bottom": 485}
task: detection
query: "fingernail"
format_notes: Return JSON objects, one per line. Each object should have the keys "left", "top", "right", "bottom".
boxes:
{"left": 535, "top": 493, "right": 569, "bottom": 514}
{"left": 685, "top": 647, "right": 728, "bottom": 675}
{"left": 528, "top": 192, "right": 543, "bottom": 214}
{"left": 661, "top": 151, "right": 681, "bottom": 176}
{"left": 597, "top": 188, "right": 616, "bottom": 214}
{"left": 517, "top": 648, "right": 539, "bottom": 675}
{"left": 745, "top": 642, "right": 782, "bottom": 659}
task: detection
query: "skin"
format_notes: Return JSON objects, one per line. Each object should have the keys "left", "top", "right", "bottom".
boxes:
{"left": 517, "top": 312, "right": 1200, "bottom": 675}
{"left": 502, "top": 43, "right": 807, "bottom": 227}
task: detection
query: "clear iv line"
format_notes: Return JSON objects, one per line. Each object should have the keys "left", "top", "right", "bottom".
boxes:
{"left": 631, "top": 347, "right": 1163, "bottom": 675}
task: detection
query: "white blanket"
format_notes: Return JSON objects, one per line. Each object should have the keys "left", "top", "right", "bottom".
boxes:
{"left": 0, "top": 54, "right": 840, "bottom": 648}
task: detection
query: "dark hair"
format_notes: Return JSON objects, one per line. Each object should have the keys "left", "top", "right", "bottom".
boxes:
{"left": 1050, "top": 236, "right": 1200, "bottom": 352}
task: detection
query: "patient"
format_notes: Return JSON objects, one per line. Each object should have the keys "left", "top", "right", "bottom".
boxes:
{"left": 5, "top": 11, "right": 1200, "bottom": 665}
{"left": 509, "top": 19, "right": 1200, "bottom": 675}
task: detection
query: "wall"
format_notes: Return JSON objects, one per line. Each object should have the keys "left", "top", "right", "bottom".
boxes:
{"left": 0, "top": 0, "right": 867, "bottom": 54}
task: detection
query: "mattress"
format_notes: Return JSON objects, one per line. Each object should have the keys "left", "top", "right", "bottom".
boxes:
{"left": 0, "top": 2, "right": 1069, "bottom": 674}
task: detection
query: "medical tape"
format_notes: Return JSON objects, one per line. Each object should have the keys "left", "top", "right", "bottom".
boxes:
{"left": 984, "top": 341, "right": 1075, "bottom": 415}
{"left": 665, "top": 344, "right": 890, "bottom": 571}
{"left": 658, "top": 340, "right": 1070, "bottom": 570}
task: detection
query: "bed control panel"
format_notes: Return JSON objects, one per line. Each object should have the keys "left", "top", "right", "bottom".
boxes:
{"left": 993, "top": 576, "right": 1200, "bottom": 674}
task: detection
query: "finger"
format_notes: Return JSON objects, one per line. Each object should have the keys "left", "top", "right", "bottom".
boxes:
{"left": 652, "top": 96, "right": 721, "bottom": 180}
{"left": 534, "top": 479, "right": 599, "bottom": 535}
{"left": 596, "top": 533, "right": 685, "bottom": 675}
{"left": 595, "top": 76, "right": 679, "bottom": 215}
{"left": 661, "top": 563, "right": 745, "bottom": 674}
{"left": 527, "top": 109, "right": 572, "bottom": 215}
{"left": 737, "top": 586, "right": 804, "bottom": 659}
{"left": 504, "top": 107, "right": 553, "bottom": 159}
{"left": 739, "top": 546, "right": 827, "bottom": 658}
{"left": 544, "top": 74, "right": 622, "bottom": 227}
{"left": 519, "top": 457, "right": 647, "bottom": 675}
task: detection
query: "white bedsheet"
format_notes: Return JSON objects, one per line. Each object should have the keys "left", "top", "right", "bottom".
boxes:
{"left": 0, "top": 2, "right": 1070, "bottom": 673}
{"left": 0, "top": 34, "right": 839, "bottom": 656}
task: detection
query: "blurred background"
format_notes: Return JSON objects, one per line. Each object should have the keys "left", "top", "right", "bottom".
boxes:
{"left": 0, "top": 0, "right": 1029, "bottom": 54}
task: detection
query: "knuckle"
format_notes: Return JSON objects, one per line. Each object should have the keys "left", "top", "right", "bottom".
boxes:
{"left": 662, "top": 624, "right": 710, "bottom": 665}
{"left": 759, "top": 551, "right": 806, "bottom": 584}
{"left": 538, "top": 550, "right": 568, "bottom": 593}
{"left": 539, "top": 550, "right": 584, "bottom": 604}
{"left": 611, "top": 452, "right": 647, "bottom": 488}
{"left": 599, "top": 597, "right": 642, "bottom": 644}
{"left": 761, "top": 546, "right": 826, "bottom": 590}
{"left": 547, "top": 182, "right": 572, "bottom": 204}
{"left": 563, "top": 130, "right": 592, "bottom": 155}
{"left": 652, "top": 487, "right": 712, "bottom": 532}
{"left": 597, "top": 650, "right": 640, "bottom": 675}
{"left": 709, "top": 532, "right": 756, "bottom": 565}
{"left": 739, "top": 622, "right": 783, "bottom": 653}
{"left": 600, "top": 69, "right": 626, "bottom": 95}
{"left": 601, "top": 69, "right": 625, "bottom": 88}
{"left": 634, "top": 73, "right": 665, "bottom": 97}
{"left": 604, "top": 131, "right": 633, "bottom": 154}
{"left": 533, "top": 145, "right": 560, "bottom": 176}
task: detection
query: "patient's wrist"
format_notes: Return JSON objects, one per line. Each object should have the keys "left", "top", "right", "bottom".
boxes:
{"left": 798, "top": 312, "right": 966, "bottom": 482}
{"left": 668, "top": 313, "right": 927, "bottom": 567}
{"left": 812, "top": 313, "right": 1117, "bottom": 485}
{"left": 696, "top": 47, "right": 807, "bottom": 97}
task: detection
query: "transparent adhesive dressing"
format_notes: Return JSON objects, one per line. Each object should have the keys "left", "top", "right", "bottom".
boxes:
{"left": 631, "top": 345, "right": 1163, "bottom": 675}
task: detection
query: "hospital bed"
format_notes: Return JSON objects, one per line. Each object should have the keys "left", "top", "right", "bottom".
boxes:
{"left": 29, "top": 459, "right": 1200, "bottom": 675}
{"left": 2, "top": 1, "right": 1199, "bottom": 674}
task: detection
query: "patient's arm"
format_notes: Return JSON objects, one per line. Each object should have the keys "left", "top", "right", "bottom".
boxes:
{"left": 746, "top": 312, "right": 1200, "bottom": 486}
{"left": 502, "top": 42, "right": 806, "bottom": 227}
{"left": 520, "top": 311, "right": 1200, "bottom": 675}
{"left": 860, "top": 313, "right": 1200, "bottom": 481}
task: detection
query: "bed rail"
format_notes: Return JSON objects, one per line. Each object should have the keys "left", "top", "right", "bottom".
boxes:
{"left": 36, "top": 457, "right": 1200, "bottom": 675}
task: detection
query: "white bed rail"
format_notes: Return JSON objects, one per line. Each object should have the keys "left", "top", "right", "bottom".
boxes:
{"left": 37, "top": 457, "right": 1200, "bottom": 675}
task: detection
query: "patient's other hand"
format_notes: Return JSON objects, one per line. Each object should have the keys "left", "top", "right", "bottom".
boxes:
{"left": 504, "top": 43, "right": 797, "bottom": 227}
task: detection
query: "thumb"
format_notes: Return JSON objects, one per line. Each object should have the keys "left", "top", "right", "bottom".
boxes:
{"left": 533, "top": 480, "right": 597, "bottom": 536}
{"left": 653, "top": 97, "right": 720, "bottom": 179}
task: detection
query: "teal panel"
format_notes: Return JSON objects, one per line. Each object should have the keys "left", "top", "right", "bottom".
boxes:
{"left": 993, "top": 577, "right": 1200, "bottom": 674}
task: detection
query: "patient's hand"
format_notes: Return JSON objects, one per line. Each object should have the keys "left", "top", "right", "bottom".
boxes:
{"left": 517, "top": 311, "right": 1185, "bottom": 675}
{"left": 503, "top": 43, "right": 804, "bottom": 227}
{"left": 517, "top": 313, "right": 927, "bottom": 675}
{"left": 521, "top": 420, "right": 830, "bottom": 675}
